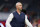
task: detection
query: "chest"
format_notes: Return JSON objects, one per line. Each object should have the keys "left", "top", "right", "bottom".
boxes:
{"left": 13, "top": 12, "right": 25, "bottom": 22}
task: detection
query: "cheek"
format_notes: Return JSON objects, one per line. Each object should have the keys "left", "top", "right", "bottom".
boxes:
{"left": 18, "top": 6, "right": 22, "bottom": 9}
{"left": 21, "top": 6, "right": 22, "bottom": 8}
{"left": 20, "top": 6, "right": 22, "bottom": 8}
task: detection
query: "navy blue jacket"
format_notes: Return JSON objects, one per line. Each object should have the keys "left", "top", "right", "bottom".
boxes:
{"left": 10, "top": 11, "right": 25, "bottom": 27}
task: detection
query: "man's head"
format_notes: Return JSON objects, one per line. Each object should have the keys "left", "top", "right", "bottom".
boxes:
{"left": 16, "top": 2, "right": 22, "bottom": 11}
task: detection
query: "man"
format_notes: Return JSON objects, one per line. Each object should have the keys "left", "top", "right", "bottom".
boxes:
{"left": 6, "top": 2, "right": 33, "bottom": 27}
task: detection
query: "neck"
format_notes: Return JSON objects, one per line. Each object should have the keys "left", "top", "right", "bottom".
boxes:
{"left": 16, "top": 9, "right": 21, "bottom": 15}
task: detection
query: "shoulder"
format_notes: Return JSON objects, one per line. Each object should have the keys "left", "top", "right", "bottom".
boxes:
{"left": 21, "top": 12, "right": 25, "bottom": 15}
{"left": 8, "top": 13, "right": 14, "bottom": 18}
{"left": 9, "top": 13, "right": 13, "bottom": 16}
{"left": 25, "top": 15, "right": 28, "bottom": 19}
{"left": 12, "top": 11, "right": 16, "bottom": 14}
{"left": 9, "top": 11, "right": 15, "bottom": 17}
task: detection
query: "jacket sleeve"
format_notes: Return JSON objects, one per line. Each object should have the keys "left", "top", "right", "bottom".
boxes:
{"left": 25, "top": 15, "right": 33, "bottom": 27}
{"left": 6, "top": 13, "right": 14, "bottom": 27}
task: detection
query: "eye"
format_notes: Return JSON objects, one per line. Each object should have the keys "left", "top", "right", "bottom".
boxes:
{"left": 19, "top": 5, "right": 22, "bottom": 6}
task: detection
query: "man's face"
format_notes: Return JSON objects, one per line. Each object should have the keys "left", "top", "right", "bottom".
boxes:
{"left": 17, "top": 3, "right": 22, "bottom": 11}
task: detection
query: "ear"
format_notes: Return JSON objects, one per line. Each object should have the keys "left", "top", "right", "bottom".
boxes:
{"left": 16, "top": 6, "right": 17, "bottom": 8}
{"left": 16, "top": 6, "right": 18, "bottom": 9}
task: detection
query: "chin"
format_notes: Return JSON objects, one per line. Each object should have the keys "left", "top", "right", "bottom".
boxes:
{"left": 21, "top": 9, "right": 22, "bottom": 10}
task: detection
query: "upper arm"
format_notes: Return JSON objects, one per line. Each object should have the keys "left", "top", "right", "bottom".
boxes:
{"left": 6, "top": 13, "right": 14, "bottom": 27}
{"left": 25, "top": 15, "right": 33, "bottom": 27}
{"left": 6, "top": 13, "right": 14, "bottom": 22}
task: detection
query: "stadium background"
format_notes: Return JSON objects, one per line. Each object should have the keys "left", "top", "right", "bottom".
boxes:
{"left": 0, "top": 0, "right": 40, "bottom": 27}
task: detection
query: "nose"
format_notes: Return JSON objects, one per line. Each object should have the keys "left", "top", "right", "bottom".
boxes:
{"left": 21, "top": 6, "right": 22, "bottom": 8}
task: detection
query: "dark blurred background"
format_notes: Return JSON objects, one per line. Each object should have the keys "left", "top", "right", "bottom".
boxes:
{"left": 0, "top": 0, "right": 40, "bottom": 27}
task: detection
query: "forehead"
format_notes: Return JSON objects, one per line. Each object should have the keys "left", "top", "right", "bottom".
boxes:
{"left": 16, "top": 3, "right": 22, "bottom": 6}
{"left": 18, "top": 3, "right": 22, "bottom": 5}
